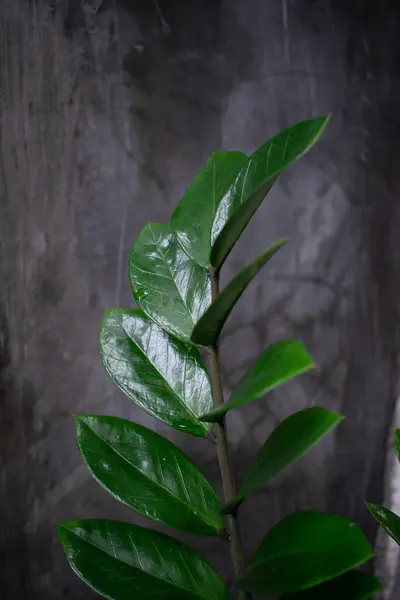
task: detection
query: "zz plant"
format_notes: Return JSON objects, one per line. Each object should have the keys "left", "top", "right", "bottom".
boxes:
{"left": 59, "top": 117, "right": 383, "bottom": 599}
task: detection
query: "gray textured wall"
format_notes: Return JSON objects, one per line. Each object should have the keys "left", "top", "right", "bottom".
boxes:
{"left": 1, "top": 1, "right": 400, "bottom": 599}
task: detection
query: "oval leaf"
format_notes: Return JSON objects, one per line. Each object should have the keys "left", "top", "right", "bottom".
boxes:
{"left": 200, "top": 340, "right": 314, "bottom": 423}
{"left": 59, "top": 519, "right": 231, "bottom": 600}
{"left": 367, "top": 503, "right": 400, "bottom": 545}
{"left": 211, "top": 115, "right": 330, "bottom": 268}
{"left": 281, "top": 570, "right": 383, "bottom": 600}
{"left": 238, "top": 511, "right": 373, "bottom": 595}
{"left": 171, "top": 151, "right": 248, "bottom": 267}
{"left": 99, "top": 309, "right": 213, "bottom": 436}
{"left": 224, "top": 408, "right": 342, "bottom": 513}
{"left": 191, "top": 238, "right": 288, "bottom": 347}
{"left": 130, "top": 222, "right": 211, "bottom": 342}
{"left": 75, "top": 415, "right": 223, "bottom": 536}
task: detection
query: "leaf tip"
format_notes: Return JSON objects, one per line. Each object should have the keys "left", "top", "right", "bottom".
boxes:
{"left": 365, "top": 501, "right": 377, "bottom": 513}
{"left": 73, "top": 413, "right": 90, "bottom": 428}
{"left": 57, "top": 522, "right": 69, "bottom": 541}
{"left": 316, "top": 113, "right": 332, "bottom": 137}
{"left": 100, "top": 307, "right": 118, "bottom": 329}
{"left": 279, "top": 236, "right": 290, "bottom": 245}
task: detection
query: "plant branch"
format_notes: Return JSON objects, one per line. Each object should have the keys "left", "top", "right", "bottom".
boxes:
{"left": 209, "top": 267, "right": 251, "bottom": 600}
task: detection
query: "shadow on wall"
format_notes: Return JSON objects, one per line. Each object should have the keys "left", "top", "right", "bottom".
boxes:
{"left": 1, "top": 1, "right": 400, "bottom": 599}
{"left": 324, "top": 0, "right": 400, "bottom": 537}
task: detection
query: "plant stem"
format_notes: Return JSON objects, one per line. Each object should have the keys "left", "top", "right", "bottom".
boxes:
{"left": 209, "top": 268, "right": 251, "bottom": 600}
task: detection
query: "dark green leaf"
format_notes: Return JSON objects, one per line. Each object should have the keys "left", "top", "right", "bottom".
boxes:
{"left": 395, "top": 428, "right": 400, "bottom": 462}
{"left": 170, "top": 118, "right": 329, "bottom": 270}
{"left": 224, "top": 408, "right": 342, "bottom": 513}
{"left": 211, "top": 116, "right": 330, "bottom": 268}
{"left": 281, "top": 570, "right": 383, "bottom": 600}
{"left": 171, "top": 152, "right": 248, "bottom": 267}
{"left": 100, "top": 309, "right": 213, "bottom": 436}
{"left": 200, "top": 340, "right": 314, "bottom": 423}
{"left": 59, "top": 519, "right": 231, "bottom": 600}
{"left": 129, "top": 222, "right": 211, "bottom": 343}
{"left": 367, "top": 503, "right": 400, "bottom": 545}
{"left": 75, "top": 415, "right": 223, "bottom": 536}
{"left": 238, "top": 511, "right": 373, "bottom": 595}
{"left": 191, "top": 239, "right": 288, "bottom": 347}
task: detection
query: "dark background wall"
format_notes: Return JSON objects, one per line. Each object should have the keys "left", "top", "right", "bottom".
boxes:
{"left": 1, "top": 1, "right": 400, "bottom": 599}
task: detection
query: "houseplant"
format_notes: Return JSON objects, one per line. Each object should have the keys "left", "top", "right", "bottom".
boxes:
{"left": 59, "top": 116, "right": 382, "bottom": 599}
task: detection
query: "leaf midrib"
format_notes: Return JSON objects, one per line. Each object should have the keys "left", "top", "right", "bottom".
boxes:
{"left": 229, "top": 363, "right": 314, "bottom": 410}
{"left": 201, "top": 363, "right": 312, "bottom": 421}
{"left": 240, "top": 418, "right": 341, "bottom": 496}
{"left": 62, "top": 525, "right": 223, "bottom": 600}
{"left": 148, "top": 223, "right": 197, "bottom": 328}
{"left": 114, "top": 310, "right": 209, "bottom": 435}
{"left": 246, "top": 548, "right": 372, "bottom": 573}
{"left": 78, "top": 417, "right": 219, "bottom": 531}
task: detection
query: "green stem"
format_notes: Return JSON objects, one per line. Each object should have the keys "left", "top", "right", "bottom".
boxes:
{"left": 209, "top": 268, "right": 251, "bottom": 600}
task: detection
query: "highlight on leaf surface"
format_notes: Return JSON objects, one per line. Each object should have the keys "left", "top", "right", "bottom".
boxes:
{"left": 75, "top": 415, "right": 224, "bottom": 536}
{"left": 58, "top": 112, "right": 360, "bottom": 600}
{"left": 237, "top": 511, "right": 373, "bottom": 595}
{"left": 200, "top": 340, "right": 314, "bottom": 422}
{"left": 280, "top": 570, "right": 383, "bottom": 600}
{"left": 171, "top": 151, "right": 248, "bottom": 267}
{"left": 171, "top": 117, "right": 330, "bottom": 270}
{"left": 191, "top": 238, "right": 288, "bottom": 346}
{"left": 366, "top": 503, "right": 400, "bottom": 546}
{"left": 130, "top": 222, "right": 211, "bottom": 343}
{"left": 210, "top": 115, "right": 331, "bottom": 268}
{"left": 99, "top": 309, "right": 213, "bottom": 436}
{"left": 59, "top": 519, "right": 232, "bottom": 600}
{"left": 224, "top": 407, "right": 343, "bottom": 513}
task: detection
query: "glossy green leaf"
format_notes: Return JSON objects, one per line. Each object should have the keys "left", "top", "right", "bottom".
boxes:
{"left": 75, "top": 415, "right": 223, "bottom": 536}
{"left": 170, "top": 118, "right": 329, "bottom": 269}
{"left": 200, "top": 340, "right": 314, "bottom": 423}
{"left": 281, "top": 570, "right": 383, "bottom": 600}
{"left": 224, "top": 408, "right": 342, "bottom": 513}
{"left": 367, "top": 503, "right": 400, "bottom": 545}
{"left": 395, "top": 428, "right": 400, "bottom": 462}
{"left": 211, "top": 115, "right": 330, "bottom": 268}
{"left": 238, "top": 511, "right": 373, "bottom": 595}
{"left": 59, "top": 519, "right": 231, "bottom": 600}
{"left": 191, "top": 238, "right": 288, "bottom": 347}
{"left": 99, "top": 309, "right": 213, "bottom": 436}
{"left": 171, "top": 151, "right": 248, "bottom": 267}
{"left": 129, "top": 222, "right": 211, "bottom": 343}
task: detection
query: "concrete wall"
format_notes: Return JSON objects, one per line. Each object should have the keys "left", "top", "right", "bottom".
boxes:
{"left": 1, "top": 1, "right": 400, "bottom": 598}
